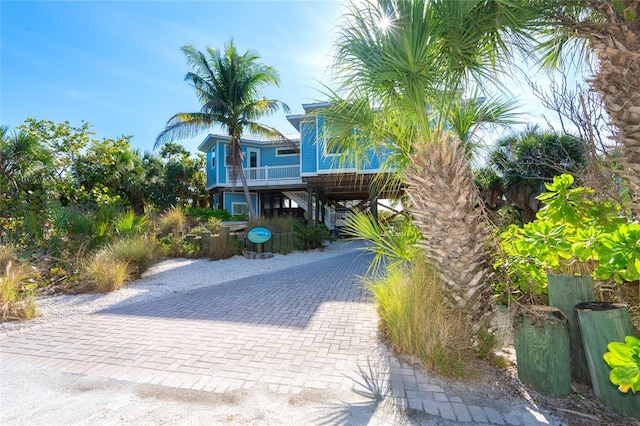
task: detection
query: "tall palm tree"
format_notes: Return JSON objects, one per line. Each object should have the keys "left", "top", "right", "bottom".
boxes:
{"left": 155, "top": 41, "right": 289, "bottom": 219}
{"left": 326, "top": 0, "right": 542, "bottom": 332}
{"left": 537, "top": 0, "right": 640, "bottom": 215}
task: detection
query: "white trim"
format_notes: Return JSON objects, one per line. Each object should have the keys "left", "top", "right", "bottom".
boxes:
{"left": 317, "top": 168, "right": 358, "bottom": 174}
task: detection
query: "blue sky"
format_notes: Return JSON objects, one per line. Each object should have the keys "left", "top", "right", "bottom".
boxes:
{"left": 1, "top": 0, "right": 343, "bottom": 153}
{"left": 1, "top": 1, "right": 586, "bottom": 155}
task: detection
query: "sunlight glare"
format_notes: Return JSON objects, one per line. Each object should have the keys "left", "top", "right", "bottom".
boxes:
{"left": 378, "top": 16, "right": 392, "bottom": 32}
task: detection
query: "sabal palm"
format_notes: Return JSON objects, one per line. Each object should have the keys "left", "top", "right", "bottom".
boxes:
{"left": 328, "top": 0, "right": 541, "bottom": 331}
{"left": 155, "top": 41, "right": 289, "bottom": 219}
{"left": 489, "top": 127, "right": 587, "bottom": 222}
{"left": 536, "top": 1, "right": 640, "bottom": 216}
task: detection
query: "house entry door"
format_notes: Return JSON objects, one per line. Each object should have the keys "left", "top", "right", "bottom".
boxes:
{"left": 248, "top": 148, "right": 259, "bottom": 180}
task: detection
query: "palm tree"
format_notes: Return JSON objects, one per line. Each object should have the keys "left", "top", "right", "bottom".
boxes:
{"left": 155, "top": 41, "right": 289, "bottom": 219}
{"left": 326, "top": 0, "right": 543, "bottom": 332}
{"left": 536, "top": 0, "right": 640, "bottom": 216}
{"left": 488, "top": 127, "right": 587, "bottom": 223}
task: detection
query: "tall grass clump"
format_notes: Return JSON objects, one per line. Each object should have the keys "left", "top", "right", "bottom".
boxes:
{"left": 157, "top": 207, "right": 186, "bottom": 236}
{"left": 369, "top": 256, "right": 471, "bottom": 378}
{"left": 207, "top": 235, "right": 242, "bottom": 260}
{"left": 0, "top": 246, "right": 38, "bottom": 321}
{"left": 82, "top": 253, "right": 131, "bottom": 293}
{"left": 102, "top": 235, "right": 157, "bottom": 277}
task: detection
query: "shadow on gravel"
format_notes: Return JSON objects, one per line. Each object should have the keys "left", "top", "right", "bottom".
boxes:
{"left": 97, "top": 250, "right": 375, "bottom": 328}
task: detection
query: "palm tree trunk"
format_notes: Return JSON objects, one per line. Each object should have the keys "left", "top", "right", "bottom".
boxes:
{"left": 581, "top": 1, "right": 640, "bottom": 216}
{"left": 404, "top": 133, "right": 494, "bottom": 335}
{"left": 237, "top": 165, "right": 258, "bottom": 220}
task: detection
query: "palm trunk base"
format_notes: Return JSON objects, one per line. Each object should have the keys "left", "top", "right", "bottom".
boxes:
{"left": 405, "top": 135, "right": 495, "bottom": 337}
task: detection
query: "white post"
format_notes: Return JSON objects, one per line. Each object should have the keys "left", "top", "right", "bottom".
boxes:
{"left": 265, "top": 165, "right": 269, "bottom": 183}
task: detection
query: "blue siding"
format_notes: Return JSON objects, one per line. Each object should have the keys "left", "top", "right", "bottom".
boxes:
{"left": 223, "top": 192, "right": 257, "bottom": 215}
{"left": 300, "top": 119, "right": 316, "bottom": 174}
{"left": 206, "top": 148, "right": 216, "bottom": 188}
{"left": 260, "top": 146, "right": 299, "bottom": 167}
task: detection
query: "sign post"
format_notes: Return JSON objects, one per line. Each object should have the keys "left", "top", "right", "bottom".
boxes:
{"left": 246, "top": 227, "right": 272, "bottom": 254}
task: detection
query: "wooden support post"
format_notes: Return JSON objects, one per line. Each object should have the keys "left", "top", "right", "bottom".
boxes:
{"left": 307, "top": 186, "right": 314, "bottom": 224}
{"left": 369, "top": 183, "right": 378, "bottom": 222}
{"left": 314, "top": 189, "right": 320, "bottom": 225}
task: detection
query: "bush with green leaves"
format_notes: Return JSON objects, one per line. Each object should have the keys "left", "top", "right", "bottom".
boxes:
{"left": 494, "top": 174, "right": 637, "bottom": 302}
{"left": 294, "top": 223, "right": 333, "bottom": 251}
{"left": 604, "top": 335, "right": 640, "bottom": 394}
{"left": 185, "top": 206, "right": 232, "bottom": 222}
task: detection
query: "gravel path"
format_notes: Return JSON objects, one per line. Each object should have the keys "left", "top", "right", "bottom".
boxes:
{"left": 1, "top": 240, "right": 368, "bottom": 334}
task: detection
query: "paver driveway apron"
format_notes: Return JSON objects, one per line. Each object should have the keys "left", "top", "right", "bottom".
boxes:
{"left": 1, "top": 244, "right": 562, "bottom": 425}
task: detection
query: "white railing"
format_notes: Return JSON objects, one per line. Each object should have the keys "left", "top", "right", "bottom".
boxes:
{"left": 225, "top": 165, "right": 300, "bottom": 185}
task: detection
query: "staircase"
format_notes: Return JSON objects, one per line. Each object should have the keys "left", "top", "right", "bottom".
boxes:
{"left": 283, "top": 191, "right": 336, "bottom": 230}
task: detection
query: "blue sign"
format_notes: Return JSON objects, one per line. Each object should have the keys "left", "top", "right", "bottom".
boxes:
{"left": 247, "top": 227, "right": 272, "bottom": 244}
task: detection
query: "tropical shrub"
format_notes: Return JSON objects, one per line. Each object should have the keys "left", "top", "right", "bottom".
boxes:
{"left": 185, "top": 206, "right": 232, "bottom": 222}
{"left": 294, "top": 223, "right": 332, "bottom": 251}
{"left": 368, "top": 255, "right": 471, "bottom": 378}
{"left": 189, "top": 216, "right": 222, "bottom": 235}
{"left": 494, "top": 174, "right": 636, "bottom": 303}
{"left": 114, "top": 210, "right": 151, "bottom": 237}
{"left": 604, "top": 335, "right": 640, "bottom": 394}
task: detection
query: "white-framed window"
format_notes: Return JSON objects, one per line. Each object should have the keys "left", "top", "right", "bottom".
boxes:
{"left": 276, "top": 148, "right": 298, "bottom": 156}
{"left": 231, "top": 202, "right": 249, "bottom": 216}
{"left": 211, "top": 150, "right": 216, "bottom": 168}
{"left": 322, "top": 123, "right": 341, "bottom": 157}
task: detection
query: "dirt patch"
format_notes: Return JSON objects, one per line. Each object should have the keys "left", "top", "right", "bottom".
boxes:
{"left": 137, "top": 384, "right": 244, "bottom": 406}
{"left": 461, "top": 354, "right": 637, "bottom": 426}
{"left": 288, "top": 388, "right": 337, "bottom": 406}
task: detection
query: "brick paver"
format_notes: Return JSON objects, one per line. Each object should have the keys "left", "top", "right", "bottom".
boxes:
{"left": 0, "top": 246, "right": 561, "bottom": 425}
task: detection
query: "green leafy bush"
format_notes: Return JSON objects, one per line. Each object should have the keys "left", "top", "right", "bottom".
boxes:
{"left": 494, "top": 174, "right": 634, "bottom": 301}
{"left": 294, "top": 223, "right": 332, "bottom": 251}
{"left": 185, "top": 206, "right": 232, "bottom": 222}
{"left": 604, "top": 335, "right": 640, "bottom": 393}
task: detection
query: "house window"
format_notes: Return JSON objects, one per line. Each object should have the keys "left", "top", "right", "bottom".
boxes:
{"left": 276, "top": 148, "right": 298, "bottom": 156}
{"left": 211, "top": 150, "right": 215, "bottom": 168}
{"left": 323, "top": 123, "right": 341, "bottom": 156}
{"left": 232, "top": 202, "right": 249, "bottom": 216}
